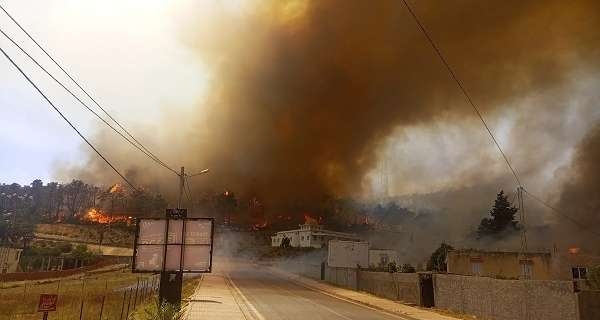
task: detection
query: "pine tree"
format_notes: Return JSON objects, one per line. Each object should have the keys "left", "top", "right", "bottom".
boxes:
{"left": 477, "top": 190, "right": 519, "bottom": 238}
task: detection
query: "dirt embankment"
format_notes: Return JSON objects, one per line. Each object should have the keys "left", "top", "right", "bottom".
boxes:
{"left": 36, "top": 223, "right": 134, "bottom": 247}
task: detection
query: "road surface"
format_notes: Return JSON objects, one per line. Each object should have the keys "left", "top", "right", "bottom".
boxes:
{"left": 225, "top": 264, "right": 408, "bottom": 320}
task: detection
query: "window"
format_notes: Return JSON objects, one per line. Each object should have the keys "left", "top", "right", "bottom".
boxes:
{"left": 572, "top": 267, "right": 587, "bottom": 280}
{"left": 471, "top": 261, "right": 482, "bottom": 276}
{"left": 520, "top": 261, "right": 533, "bottom": 279}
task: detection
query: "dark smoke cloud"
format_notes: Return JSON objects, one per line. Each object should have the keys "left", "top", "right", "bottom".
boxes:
{"left": 179, "top": 0, "right": 600, "bottom": 210}
{"left": 67, "top": 0, "right": 600, "bottom": 222}
{"left": 554, "top": 123, "right": 600, "bottom": 251}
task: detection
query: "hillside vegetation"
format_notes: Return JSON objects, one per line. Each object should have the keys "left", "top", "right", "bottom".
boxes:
{"left": 36, "top": 223, "right": 134, "bottom": 247}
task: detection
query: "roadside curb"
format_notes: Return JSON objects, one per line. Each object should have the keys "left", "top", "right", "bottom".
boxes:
{"left": 267, "top": 267, "right": 459, "bottom": 320}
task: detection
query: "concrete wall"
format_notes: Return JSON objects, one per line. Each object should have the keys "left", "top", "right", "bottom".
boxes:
{"left": 358, "top": 271, "right": 420, "bottom": 305}
{"left": 324, "top": 266, "right": 358, "bottom": 290}
{"left": 434, "top": 274, "right": 580, "bottom": 320}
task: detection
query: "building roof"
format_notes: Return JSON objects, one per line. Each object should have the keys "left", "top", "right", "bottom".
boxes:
{"left": 273, "top": 226, "right": 358, "bottom": 238}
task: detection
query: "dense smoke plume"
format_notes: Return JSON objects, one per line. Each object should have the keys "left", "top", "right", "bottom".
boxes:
{"left": 179, "top": 0, "right": 600, "bottom": 206}
{"left": 66, "top": 0, "right": 600, "bottom": 240}
{"left": 554, "top": 124, "right": 600, "bottom": 248}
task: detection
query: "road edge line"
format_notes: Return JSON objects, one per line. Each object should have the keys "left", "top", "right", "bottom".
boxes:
{"left": 266, "top": 267, "right": 418, "bottom": 320}
{"left": 226, "top": 274, "right": 266, "bottom": 320}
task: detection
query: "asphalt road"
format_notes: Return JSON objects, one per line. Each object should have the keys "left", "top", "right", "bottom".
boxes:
{"left": 227, "top": 266, "right": 408, "bottom": 320}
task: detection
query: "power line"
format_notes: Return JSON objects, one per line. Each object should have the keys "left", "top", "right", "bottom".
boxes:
{"left": 522, "top": 189, "right": 600, "bottom": 238}
{"left": 0, "top": 28, "right": 179, "bottom": 175}
{"left": 0, "top": 45, "right": 139, "bottom": 192}
{"left": 0, "top": 4, "right": 177, "bottom": 175}
{"left": 400, "top": 0, "right": 522, "bottom": 188}
{"left": 400, "top": 1, "right": 600, "bottom": 239}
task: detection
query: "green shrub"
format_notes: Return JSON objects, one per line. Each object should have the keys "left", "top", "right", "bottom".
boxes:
{"left": 138, "top": 299, "right": 188, "bottom": 320}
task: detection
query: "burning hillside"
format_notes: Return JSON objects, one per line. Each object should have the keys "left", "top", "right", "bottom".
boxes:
{"left": 81, "top": 208, "right": 132, "bottom": 225}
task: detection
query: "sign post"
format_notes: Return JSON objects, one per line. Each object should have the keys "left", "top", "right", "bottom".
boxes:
{"left": 37, "top": 294, "right": 58, "bottom": 319}
{"left": 132, "top": 208, "right": 214, "bottom": 306}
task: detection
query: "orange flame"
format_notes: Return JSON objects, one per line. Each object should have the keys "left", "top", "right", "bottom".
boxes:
{"left": 82, "top": 208, "right": 131, "bottom": 225}
{"left": 303, "top": 214, "right": 319, "bottom": 225}
{"left": 109, "top": 183, "right": 123, "bottom": 194}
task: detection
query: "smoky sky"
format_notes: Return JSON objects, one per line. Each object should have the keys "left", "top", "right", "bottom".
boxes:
{"left": 179, "top": 1, "right": 600, "bottom": 207}
{"left": 68, "top": 0, "right": 600, "bottom": 222}
{"left": 553, "top": 124, "right": 600, "bottom": 248}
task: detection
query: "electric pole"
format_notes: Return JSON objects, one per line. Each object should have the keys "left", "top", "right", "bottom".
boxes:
{"left": 178, "top": 166, "right": 185, "bottom": 209}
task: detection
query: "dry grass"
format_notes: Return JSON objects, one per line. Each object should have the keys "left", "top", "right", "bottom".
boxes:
{"left": 36, "top": 224, "right": 134, "bottom": 247}
{"left": 0, "top": 269, "right": 158, "bottom": 320}
{"left": 127, "top": 275, "right": 202, "bottom": 320}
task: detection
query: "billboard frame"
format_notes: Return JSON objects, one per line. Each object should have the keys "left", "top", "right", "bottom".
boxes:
{"left": 132, "top": 217, "right": 214, "bottom": 274}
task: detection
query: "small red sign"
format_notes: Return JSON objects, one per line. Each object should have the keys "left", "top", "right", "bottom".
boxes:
{"left": 37, "top": 294, "right": 58, "bottom": 312}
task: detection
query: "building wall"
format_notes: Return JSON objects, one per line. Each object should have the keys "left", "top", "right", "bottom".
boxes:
{"left": 551, "top": 253, "right": 600, "bottom": 280}
{"left": 271, "top": 225, "right": 359, "bottom": 248}
{"left": 433, "top": 274, "right": 580, "bottom": 320}
{"left": 447, "top": 251, "right": 554, "bottom": 280}
{"left": 447, "top": 250, "right": 600, "bottom": 281}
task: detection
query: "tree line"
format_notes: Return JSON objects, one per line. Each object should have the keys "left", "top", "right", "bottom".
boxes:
{"left": 0, "top": 179, "right": 167, "bottom": 222}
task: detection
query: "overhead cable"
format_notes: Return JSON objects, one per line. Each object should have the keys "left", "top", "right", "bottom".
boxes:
{"left": 0, "top": 46, "right": 139, "bottom": 192}
{"left": 0, "top": 4, "right": 178, "bottom": 175}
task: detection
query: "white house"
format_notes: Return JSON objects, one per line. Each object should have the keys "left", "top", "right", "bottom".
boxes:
{"left": 0, "top": 247, "right": 22, "bottom": 273}
{"left": 271, "top": 224, "right": 360, "bottom": 248}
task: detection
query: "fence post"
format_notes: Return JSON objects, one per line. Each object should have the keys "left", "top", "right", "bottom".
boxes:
{"left": 98, "top": 280, "right": 108, "bottom": 320}
{"left": 133, "top": 277, "right": 140, "bottom": 309}
{"left": 79, "top": 279, "right": 86, "bottom": 320}
{"left": 144, "top": 279, "right": 149, "bottom": 301}
{"left": 125, "top": 288, "right": 133, "bottom": 318}
{"left": 119, "top": 290, "right": 127, "bottom": 320}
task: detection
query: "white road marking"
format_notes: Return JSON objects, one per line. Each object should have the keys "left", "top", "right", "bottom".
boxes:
{"left": 226, "top": 274, "right": 266, "bottom": 320}
{"left": 271, "top": 280, "right": 355, "bottom": 320}
{"left": 268, "top": 269, "right": 412, "bottom": 320}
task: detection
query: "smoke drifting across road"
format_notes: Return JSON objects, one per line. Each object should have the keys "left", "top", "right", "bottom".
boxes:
{"left": 66, "top": 1, "right": 600, "bottom": 248}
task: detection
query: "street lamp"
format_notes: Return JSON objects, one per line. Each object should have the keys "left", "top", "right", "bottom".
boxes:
{"left": 187, "top": 169, "right": 210, "bottom": 177}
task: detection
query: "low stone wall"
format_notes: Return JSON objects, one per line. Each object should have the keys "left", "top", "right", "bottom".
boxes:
{"left": 324, "top": 266, "right": 358, "bottom": 290}
{"left": 275, "top": 261, "right": 321, "bottom": 280}
{"left": 578, "top": 290, "right": 600, "bottom": 320}
{"left": 358, "top": 271, "right": 420, "bottom": 305}
{"left": 434, "top": 274, "right": 579, "bottom": 320}
{"left": 0, "top": 256, "right": 130, "bottom": 282}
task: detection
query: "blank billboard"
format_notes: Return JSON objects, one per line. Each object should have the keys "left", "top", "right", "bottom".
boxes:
{"left": 133, "top": 218, "right": 213, "bottom": 273}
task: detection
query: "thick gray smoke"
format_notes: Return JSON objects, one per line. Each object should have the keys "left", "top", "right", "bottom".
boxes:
{"left": 64, "top": 1, "right": 600, "bottom": 252}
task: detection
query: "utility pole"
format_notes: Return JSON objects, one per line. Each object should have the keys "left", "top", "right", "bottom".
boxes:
{"left": 517, "top": 186, "right": 527, "bottom": 253}
{"left": 178, "top": 167, "right": 185, "bottom": 209}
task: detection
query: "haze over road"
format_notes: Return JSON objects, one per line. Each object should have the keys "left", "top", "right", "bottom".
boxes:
{"left": 208, "top": 260, "right": 411, "bottom": 320}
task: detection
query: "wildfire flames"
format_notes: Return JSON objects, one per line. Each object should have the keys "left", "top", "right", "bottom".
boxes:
{"left": 303, "top": 214, "right": 321, "bottom": 225}
{"left": 109, "top": 183, "right": 124, "bottom": 194}
{"left": 82, "top": 208, "right": 132, "bottom": 225}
